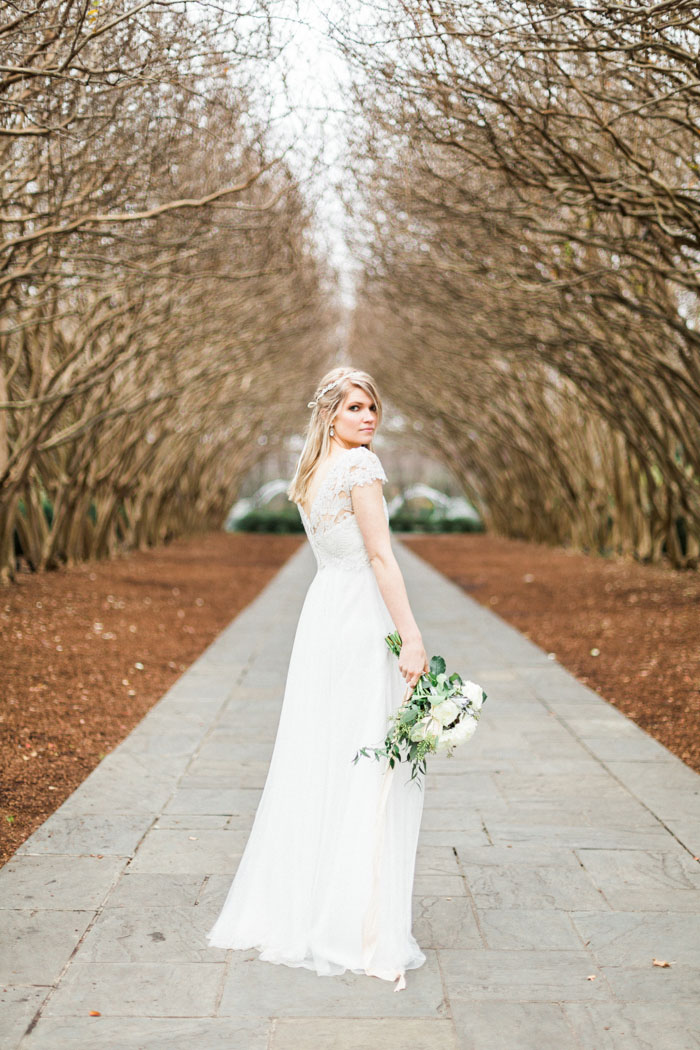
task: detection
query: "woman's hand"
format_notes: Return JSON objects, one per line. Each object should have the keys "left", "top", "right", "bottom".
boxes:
{"left": 398, "top": 635, "right": 429, "bottom": 691}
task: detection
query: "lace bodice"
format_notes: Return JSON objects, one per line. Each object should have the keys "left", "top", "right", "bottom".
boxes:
{"left": 296, "top": 446, "right": 389, "bottom": 571}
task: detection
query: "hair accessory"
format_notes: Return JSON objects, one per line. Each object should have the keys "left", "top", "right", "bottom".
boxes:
{"left": 307, "top": 379, "right": 339, "bottom": 408}
{"left": 307, "top": 371, "right": 364, "bottom": 409}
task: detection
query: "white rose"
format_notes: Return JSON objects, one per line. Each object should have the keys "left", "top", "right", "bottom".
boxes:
{"left": 444, "top": 716, "right": 478, "bottom": 747}
{"left": 460, "top": 680, "right": 485, "bottom": 710}
{"left": 431, "top": 698, "right": 461, "bottom": 727}
{"left": 436, "top": 727, "right": 456, "bottom": 752}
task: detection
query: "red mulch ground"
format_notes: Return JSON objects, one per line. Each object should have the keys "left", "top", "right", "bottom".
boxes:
{"left": 404, "top": 534, "right": 700, "bottom": 774}
{"left": 0, "top": 532, "right": 302, "bottom": 866}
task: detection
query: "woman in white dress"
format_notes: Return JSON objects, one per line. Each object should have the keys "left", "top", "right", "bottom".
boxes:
{"left": 206, "top": 365, "right": 429, "bottom": 991}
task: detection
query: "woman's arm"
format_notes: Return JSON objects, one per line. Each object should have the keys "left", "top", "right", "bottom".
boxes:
{"left": 351, "top": 479, "right": 428, "bottom": 688}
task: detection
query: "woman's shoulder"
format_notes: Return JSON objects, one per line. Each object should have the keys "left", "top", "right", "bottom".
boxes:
{"left": 343, "top": 444, "right": 387, "bottom": 486}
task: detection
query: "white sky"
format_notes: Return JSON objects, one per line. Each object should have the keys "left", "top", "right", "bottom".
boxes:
{"left": 261, "top": 0, "right": 361, "bottom": 306}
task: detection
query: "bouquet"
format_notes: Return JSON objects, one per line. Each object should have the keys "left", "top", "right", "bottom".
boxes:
{"left": 353, "top": 630, "right": 487, "bottom": 786}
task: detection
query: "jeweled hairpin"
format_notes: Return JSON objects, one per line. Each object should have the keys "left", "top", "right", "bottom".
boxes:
{"left": 307, "top": 379, "right": 338, "bottom": 408}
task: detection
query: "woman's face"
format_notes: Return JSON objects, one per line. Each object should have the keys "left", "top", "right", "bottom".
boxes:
{"left": 331, "top": 385, "right": 378, "bottom": 448}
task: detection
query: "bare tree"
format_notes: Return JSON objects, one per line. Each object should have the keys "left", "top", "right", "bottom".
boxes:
{"left": 339, "top": 0, "right": 700, "bottom": 565}
{"left": 0, "top": 0, "right": 334, "bottom": 581}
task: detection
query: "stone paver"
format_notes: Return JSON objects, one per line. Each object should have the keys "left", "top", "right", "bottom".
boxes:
{"left": 2, "top": 541, "right": 700, "bottom": 1049}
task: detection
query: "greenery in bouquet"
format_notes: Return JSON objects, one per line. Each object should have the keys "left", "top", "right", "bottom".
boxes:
{"left": 353, "top": 630, "right": 488, "bottom": 786}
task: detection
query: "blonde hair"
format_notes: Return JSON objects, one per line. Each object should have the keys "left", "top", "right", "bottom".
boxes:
{"left": 288, "top": 366, "right": 383, "bottom": 505}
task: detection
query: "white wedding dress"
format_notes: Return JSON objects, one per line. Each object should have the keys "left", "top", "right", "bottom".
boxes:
{"left": 205, "top": 445, "right": 426, "bottom": 990}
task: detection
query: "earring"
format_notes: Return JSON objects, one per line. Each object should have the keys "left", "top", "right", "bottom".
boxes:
{"left": 329, "top": 424, "right": 335, "bottom": 436}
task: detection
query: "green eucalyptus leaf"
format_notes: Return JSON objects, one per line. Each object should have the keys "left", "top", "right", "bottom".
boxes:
{"left": 430, "top": 655, "right": 447, "bottom": 676}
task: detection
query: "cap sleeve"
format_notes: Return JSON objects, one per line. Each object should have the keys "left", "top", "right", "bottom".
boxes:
{"left": 344, "top": 446, "right": 387, "bottom": 492}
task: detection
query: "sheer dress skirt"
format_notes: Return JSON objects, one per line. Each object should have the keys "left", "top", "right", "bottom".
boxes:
{"left": 205, "top": 446, "right": 426, "bottom": 986}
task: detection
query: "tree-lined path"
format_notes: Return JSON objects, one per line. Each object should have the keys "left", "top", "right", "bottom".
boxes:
{"left": 3, "top": 3, "right": 700, "bottom": 1045}
{"left": 3, "top": 1, "right": 700, "bottom": 581}
{"left": 2, "top": 543, "right": 699, "bottom": 1050}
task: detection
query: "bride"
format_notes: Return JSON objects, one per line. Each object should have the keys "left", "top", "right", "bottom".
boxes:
{"left": 205, "top": 365, "right": 429, "bottom": 991}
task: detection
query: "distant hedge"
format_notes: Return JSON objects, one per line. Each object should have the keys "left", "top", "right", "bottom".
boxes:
{"left": 390, "top": 512, "right": 484, "bottom": 534}
{"left": 232, "top": 506, "right": 483, "bottom": 534}
{"left": 232, "top": 507, "right": 306, "bottom": 533}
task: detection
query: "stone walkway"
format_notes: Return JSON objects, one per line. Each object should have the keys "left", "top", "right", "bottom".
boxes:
{"left": 2, "top": 542, "right": 699, "bottom": 1050}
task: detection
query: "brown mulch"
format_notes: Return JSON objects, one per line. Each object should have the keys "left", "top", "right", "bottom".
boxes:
{"left": 403, "top": 534, "right": 700, "bottom": 774}
{"left": 0, "top": 532, "right": 302, "bottom": 866}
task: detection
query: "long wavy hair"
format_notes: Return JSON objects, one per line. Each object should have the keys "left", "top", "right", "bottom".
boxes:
{"left": 287, "top": 366, "right": 383, "bottom": 506}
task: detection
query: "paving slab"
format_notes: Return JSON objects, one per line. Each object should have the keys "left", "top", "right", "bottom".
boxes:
{"left": 478, "top": 908, "right": 583, "bottom": 951}
{"left": 412, "top": 894, "right": 482, "bottom": 949}
{"left": 41, "top": 961, "right": 226, "bottom": 1017}
{"left": 18, "top": 1017, "right": 271, "bottom": 1050}
{"left": 270, "top": 1018, "right": 459, "bottom": 1049}
{"left": 0, "top": 988, "right": 51, "bottom": 1050}
{"left": 0, "top": 910, "right": 93, "bottom": 984}
{"left": 1, "top": 540, "right": 699, "bottom": 1050}
{"left": 450, "top": 1000, "right": 579, "bottom": 1050}
{"left": 569, "top": 911, "right": 700, "bottom": 966}
{"left": 438, "top": 947, "right": 612, "bottom": 1002}
{"left": 562, "top": 1003, "right": 700, "bottom": 1050}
